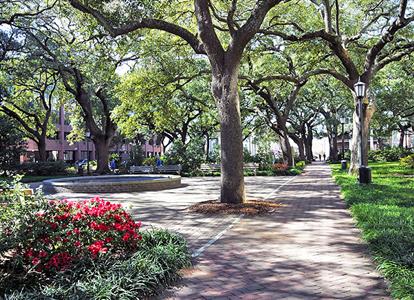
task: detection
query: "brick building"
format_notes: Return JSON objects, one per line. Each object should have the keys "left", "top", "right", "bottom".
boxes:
{"left": 21, "top": 106, "right": 163, "bottom": 163}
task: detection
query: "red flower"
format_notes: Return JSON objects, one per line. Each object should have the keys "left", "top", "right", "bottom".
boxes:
{"left": 73, "top": 228, "right": 81, "bottom": 235}
{"left": 88, "top": 240, "right": 108, "bottom": 256}
{"left": 74, "top": 241, "right": 81, "bottom": 247}
{"left": 122, "top": 233, "right": 130, "bottom": 241}
{"left": 32, "top": 257, "right": 40, "bottom": 265}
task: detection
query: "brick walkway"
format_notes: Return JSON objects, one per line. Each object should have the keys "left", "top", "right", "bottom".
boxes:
{"left": 41, "top": 163, "right": 390, "bottom": 299}
{"left": 160, "top": 163, "right": 389, "bottom": 299}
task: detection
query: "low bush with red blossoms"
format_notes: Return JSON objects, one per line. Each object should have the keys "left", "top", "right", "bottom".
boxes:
{"left": 15, "top": 197, "right": 142, "bottom": 273}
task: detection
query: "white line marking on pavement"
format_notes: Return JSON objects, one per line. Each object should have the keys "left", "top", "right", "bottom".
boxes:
{"left": 191, "top": 176, "right": 297, "bottom": 258}
{"left": 263, "top": 176, "right": 297, "bottom": 200}
{"left": 191, "top": 214, "right": 244, "bottom": 258}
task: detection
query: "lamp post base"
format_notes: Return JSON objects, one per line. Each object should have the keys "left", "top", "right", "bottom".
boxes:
{"left": 359, "top": 166, "right": 372, "bottom": 184}
{"left": 341, "top": 160, "right": 347, "bottom": 170}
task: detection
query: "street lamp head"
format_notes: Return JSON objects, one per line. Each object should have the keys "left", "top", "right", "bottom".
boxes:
{"left": 340, "top": 117, "right": 346, "bottom": 124}
{"left": 354, "top": 79, "right": 366, "bottom": 98}
{"left": 85, "top": 131, "right": 91, "bottom": 138}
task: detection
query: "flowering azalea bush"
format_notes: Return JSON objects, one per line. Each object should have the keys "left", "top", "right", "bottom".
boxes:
{"left": 1, "top": 181, "right": 191, "bottom": 299}
{"left": 272, "top": 162, "right": 289, "bottom": 175}
{"left": 6, "top": 197, "right": 142, "bottom": 273}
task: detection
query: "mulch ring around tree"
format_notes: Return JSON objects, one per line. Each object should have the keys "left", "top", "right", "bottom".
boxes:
{"left": 188, "top": 200, "right": 286, "bottom": 215}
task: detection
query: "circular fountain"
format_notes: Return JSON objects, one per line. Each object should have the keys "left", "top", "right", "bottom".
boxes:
{"left": 43, "top": 174, "right": 181, "bottom": 194}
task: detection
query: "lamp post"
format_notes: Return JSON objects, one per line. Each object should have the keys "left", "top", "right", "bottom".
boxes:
{"left": 354, "top": 79, "right": 371, "bottom": 184}
{"left": 86, "top": 131, "right": 91, "bottom": 175}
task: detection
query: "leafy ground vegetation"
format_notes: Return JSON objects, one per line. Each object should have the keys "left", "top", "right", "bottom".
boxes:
{"left": 0, "top": 180, "right": 191, "bottom": 299}
{"left": 332, "top": 162, "right": 414, "bottom": 299}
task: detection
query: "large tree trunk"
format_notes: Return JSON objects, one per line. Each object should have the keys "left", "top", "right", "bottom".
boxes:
{"left": 289, "top": 133, "right": 305, "bottom": 161}
{"left": 279, "top": 132, "right": 294, "bottom": 166}
{"left": 205, "top": 131, "right": 210, "bottom": 161}
{"left": 305, "top": 124, "right": 314, "bottom": 162}
{"left": 398, "top": 124, "right": 405, "bottom": 148}
{"left": 349, "top": 96, "right": 375, "bottom": 173}
{"left": 329, "top": 130, "right": 339, "bottom": 162}
{"left": 93, "top": 135, "right": 112, "bottom": 174}
{"left": 37, "top": 139, "right": 48, "bottom": 162}
{"left": 211, "top": 67, "right": 245, "bottom": 204}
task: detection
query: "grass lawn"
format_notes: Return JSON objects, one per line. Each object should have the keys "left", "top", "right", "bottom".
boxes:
{"left": 21, "top": 175, "right": 78, "bottom": 183}
{"left": 331, "top": 162, "right": 414, "bottom": 299}
{"left": 0, "top": 175, "right": 77, "bottom": 183}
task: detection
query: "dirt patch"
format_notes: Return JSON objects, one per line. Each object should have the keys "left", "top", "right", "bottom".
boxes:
{"left": 188, "top": 199, "right": 285, "bottom": 215}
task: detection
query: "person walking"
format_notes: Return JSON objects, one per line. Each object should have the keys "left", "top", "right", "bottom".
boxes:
{"left": 323, "top": 153, "right": 326, "bottom": 161}
{"left": 319, "top": 154, "right": 322, "bottom": 161}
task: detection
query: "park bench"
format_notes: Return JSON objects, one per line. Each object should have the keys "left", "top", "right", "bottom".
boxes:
{"left": 129, "top": 165, "right": 154, "bottom": 174}
{"left": 243, "top": 163, "right": 259, "bottom": 175}
{"left": 200, "top": 163, "right": 221, "bottom": 175}
{"left": 199, "top": 163, "right": 259, "bottom": 175}
{"left": 156, "top": 164, "right": 182, "bottom": 175}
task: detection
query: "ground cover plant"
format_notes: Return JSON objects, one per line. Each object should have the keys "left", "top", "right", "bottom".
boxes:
{"left": 0, "top": 181, "right": 191, "bottom": 299}
{"left": 332, "top": 162, "right": 414, "bottom": 299}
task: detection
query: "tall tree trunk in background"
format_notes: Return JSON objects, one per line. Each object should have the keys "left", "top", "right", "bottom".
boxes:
{"left": 349, "top": 96, "right": 375, "bottom": 173}
{"left": 205, "top": 131, "right": 210, "bottom": 161}
{"left": 93, "top": 134, "right": 113, "bottom": 174}
{"left": 305, "top": 123, "right": 314, "bottom": 162}
{"left": 398, "top": 124, "right": 405, "bottom": 148}
{"left": 289, "top": 133, "right": 305, "bottom": 161}
{"left": 329, "top": 124, "right": 339, "bottom": 162}
{"left": 37, "top": 139, "right": 48, "bottom": 162}
{"left": 279, "top": 132, "right": 293, "bottom": 166}
{"left": 211, "top": 63, "right": 245, "bottom": 204}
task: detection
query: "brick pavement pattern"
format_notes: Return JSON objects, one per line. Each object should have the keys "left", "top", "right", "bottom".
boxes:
{"left": 40, "top": 162, "right": 390, "bottom": 299}
{"left": 160, "top": 162, "right": 390, "bottom": 299}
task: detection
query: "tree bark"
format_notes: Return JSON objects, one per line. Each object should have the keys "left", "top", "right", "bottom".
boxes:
{"left": 329, "top": 125, "right": 339, "bottom": 162}
{"left": 211, "top": 66, "right": 245, "bottom": 204}
{"left": 93, "top": 135, "right": 112, "bottom": 174}
{"left": 305, "top": 124, "right": 314, "bottom": 162}
{"left": 205, "top": 131, "right": 210, "bottom": 161}
{"left": 289, "top": 133, "right": 305, "bottom": 161}
{"left": 398, "top": 124, "right": 406, "bottom": 148}
{"left": 349, "top": 95, "right": 375, "bottom": 173}
{"left": 37, "top": 139, "right": 48, "bottom": 162}
{"left": 279, "top": 132, "right": 294, "bottom": 166}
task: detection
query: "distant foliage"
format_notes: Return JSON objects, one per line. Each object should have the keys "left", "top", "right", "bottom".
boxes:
{"left": 17, "top": 161, "right": 68, "bottom": 176}
{"left": 369, "top": 147, "right": 413, "bottom": 162}
{"left": 272, "top": 163, "right": 289, "bottom": 175}
{"left": 400, "top": 154, "right": 414, "bottom": 169}
{"left": 0, "top": 117, "right": 25, "bottom": 175}
{"left": 142, "top": 156, "right": 157, "bottom": 166}
{"left": 295, "top": 161, "right": 306, "bottom": 170}
{"left": 164, "top": 138, "right": 205, "bottom": 172}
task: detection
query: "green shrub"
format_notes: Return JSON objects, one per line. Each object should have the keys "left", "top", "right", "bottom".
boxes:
{"left": 256, "top": 170, "right": 274, "bottom": 176}
{"left": 295, "top": 161, "right": 306, "bottom": 170}
{"left": 369, "top": 147, "right": 413, "bottom": 162}
{"left": 272, "top": 163, "right": 289, "bottom": 175}
{"left": 400, "top": 154, "right": 414, "bottom": 168}
{"left": 143, "top": 156, "right": 157, "bottom": 166}
{"left": 1, "top": 229, "right": 191, "bottom": 299}
{"left": 163, "top": 138, "right": 205, "bottom": 172}
{"left": 287, "top": 168, "right": 302, "bottom": 175}
{"left": 17, "top": 161, "right": 68, "bottom": 176}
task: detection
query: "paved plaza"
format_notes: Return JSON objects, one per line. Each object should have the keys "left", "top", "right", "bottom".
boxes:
{"left": 37, "top": 163, "right": 390, "bottom": 299}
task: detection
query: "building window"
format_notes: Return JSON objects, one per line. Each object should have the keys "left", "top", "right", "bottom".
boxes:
{"left": 64, "top": 151, "right": 74, "bottom": 161}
